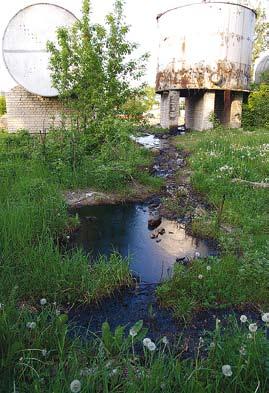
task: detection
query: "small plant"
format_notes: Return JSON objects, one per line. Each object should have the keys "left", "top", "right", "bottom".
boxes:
{"left": 209, "top": 112, "right": 224, "bottom": 131}
{"left": 0, "top": 96, "right": 6, "bottom": 116}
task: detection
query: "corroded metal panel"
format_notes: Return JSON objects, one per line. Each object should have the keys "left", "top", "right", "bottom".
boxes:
{"left": 156, "top": 1, "right": 256, "bottom": 92}
{"left": 2, "top": 3, "right": 77, "bottom": 97}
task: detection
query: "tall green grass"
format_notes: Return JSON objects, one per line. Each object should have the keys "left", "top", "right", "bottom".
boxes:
{"left": 158, "top": 128, "right": 269, "bottom": 319}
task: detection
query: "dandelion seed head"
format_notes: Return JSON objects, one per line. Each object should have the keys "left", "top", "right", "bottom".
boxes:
{"left": 262, "top": 313, "right": 269, "bottom": 323}
{"left": 129, "top": 327, "right": 137, "bottom": 337}
{"left": 240, "top": 315, "right": 247, "bottom": 323}
{"left": 26, "top": 322, "right": 36, "bottom": 330}
{"left": 162, "top": 336, "right": 169, "bottom": 345}
{"left": 143, "top": 338, "right": 152, "bottom": 347}
{"left": 206, "top": 265, "right": 211, "bottom": 271}
{"left": 248, "top": 323, "right": 257, "bottom": 333}
{"left": 109, "top": 368, "right": 118, "bottom": 377}
{"left": 41, "top": 349, "right": 47, "bottom": 357}
{"left": 147, "top": 341, "right": 156, "bottom": 351}
{"left": 239, "top": 346, "right": 247, "bottom": 356}
{"left": 222, "top": 364, "right": 232, "bottom": 377}
{"left": 70, "top": 380, "right": 81, "bottom": 393}
{"left": 40, "top": 298, "right": 47, "bottom": 306}
{"left": 198, "top": 274, "right": 203, "bottom": 280}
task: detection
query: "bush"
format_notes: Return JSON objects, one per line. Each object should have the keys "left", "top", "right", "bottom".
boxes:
{"left": 0, "top": 96, "right": 6, "bottom": 116}
{"left": 242, "top": 84, "right": 269, "bottom": 129}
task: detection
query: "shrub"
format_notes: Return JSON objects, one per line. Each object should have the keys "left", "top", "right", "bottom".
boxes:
{"left": 0, "top": 96, "right": 6, "bottom": 116}
{"left": 242, "top": 84, "right": 269, "bottom": 129}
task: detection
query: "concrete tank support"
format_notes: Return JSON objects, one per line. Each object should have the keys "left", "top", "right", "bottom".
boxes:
{"left": 185, "top": 91, "right": 215, "bottom": 131}
{"left": 230, "top": 92, "right": 243, "bottom": 128}
{"left": 160, "top": 90, "right": 180, "bottom": 129}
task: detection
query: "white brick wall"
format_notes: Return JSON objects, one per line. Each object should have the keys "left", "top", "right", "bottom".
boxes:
{"left": 5, "top": 85, "right": 70, "bottom": 133}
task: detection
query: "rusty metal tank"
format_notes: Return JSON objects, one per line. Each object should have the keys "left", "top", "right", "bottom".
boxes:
{"left": 156, "top": 1, "right": 256, "bottom": 93}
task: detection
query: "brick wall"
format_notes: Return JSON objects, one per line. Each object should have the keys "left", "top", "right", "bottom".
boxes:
{"left": 5, "top": 85, "right": 70, "bottom": 133}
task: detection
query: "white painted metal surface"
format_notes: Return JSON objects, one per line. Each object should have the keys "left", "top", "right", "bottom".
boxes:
{"left": 255, "top": 52, "right": 269, "bottom": 83}
{"left": 2, "top": 3, "right": 77, "bottom": 97}
{"left": 156, "top": 1, "right": 256, "bottom": 92}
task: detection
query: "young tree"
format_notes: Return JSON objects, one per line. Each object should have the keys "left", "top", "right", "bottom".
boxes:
{"left": 252, "top": 5, "right": 269, "bottom": 64}
{"left": 47, "top": 0, "right": 148, "bottom": 135}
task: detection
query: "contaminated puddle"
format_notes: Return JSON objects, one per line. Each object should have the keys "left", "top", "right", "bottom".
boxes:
{"left": 131, "top": 134, "right": 169, "bottom": 149}
{"left": 69, "top": 133, "right": 218, "bottom": 341}
{"left": 70, "top": 203, "right": 216, "bottom": 284}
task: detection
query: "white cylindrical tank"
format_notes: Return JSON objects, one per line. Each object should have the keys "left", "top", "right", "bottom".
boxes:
{"left": 255, "top": 52, "right": 269, "bottom": 83}
{"left": 156, "top": 1, "right": 256, "bottom": 92}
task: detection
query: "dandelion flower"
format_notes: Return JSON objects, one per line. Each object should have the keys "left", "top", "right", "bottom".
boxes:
{"left": 240, "top": 315, "right": 247, "bottom": 323}
{"left": 222, "top": 365, "right": 232, "bottom": 377}
{"left": 206, "top": 266, "right": 211, "bottom": 271}
{"left": 26, "top": 322, "right": 36, "bottom": 330}
{"left": 198, "top": 274, "right": 203, "bottom": 280}
{"left": 129, "top": 327, "right": 137, "bottom": 337}
{"left": 70, "top": 380, "right": 81, "bottom": 393}
{"left": 40, "top": 298, "right": 47, "bottom": 306}
{"left": 147, "top": 341, "right": 156, "bottom": 351}
{"left": 262, "top": 313, "right": 269, "bottom": 323}
{"left": 162, "top": 336, "right": 169, "bottom": 345}
{"left": 249, "top": 323, "right": 257, "bottom": 333}
{"left": 143, "top": 338, "right": 151, "bottom": 346}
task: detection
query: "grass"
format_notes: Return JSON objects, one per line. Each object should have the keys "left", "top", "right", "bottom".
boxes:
{"left": 1, "top": 125, "right": 269, "bottom": 391}
{"left": 157, "top": 127, "right": 269, "bottom": 319}
{"left": 0, "top": 133, "right": 134, "bottom": 304}
{"left": 1, "top": 306, "right": 269, "bottom": 392}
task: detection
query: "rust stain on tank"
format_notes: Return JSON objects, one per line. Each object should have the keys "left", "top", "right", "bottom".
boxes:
{"left": 156, "top": 60, "right": 251, "bottom": 92}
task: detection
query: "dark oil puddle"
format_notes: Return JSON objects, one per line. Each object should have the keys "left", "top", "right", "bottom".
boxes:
{"left": 70, "top": 203, "right": 217, "bottom": 284}
{"left": 68, "top": 202, "right": 218, "bottom": 342}
{"left": 68, "top": 134, "right": 218, "bottom": 341}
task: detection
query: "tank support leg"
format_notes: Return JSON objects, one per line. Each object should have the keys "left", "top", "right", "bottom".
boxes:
{"left": 185, "top": 91, "right": 215, "bottom": 131}
{"left": 230, "top": 92, "right": 243, "bottom": 128}
{"left": 160, "top": 90, "right": 180, "bottom": 129}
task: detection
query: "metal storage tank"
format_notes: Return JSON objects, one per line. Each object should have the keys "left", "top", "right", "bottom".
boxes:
{"left": 156, "top": 0, "right": 256, "bottom": 130}
{"left": 255, "top": 53, "right": 269, "bottom": 83}
{"left": 2, "top": 3, "right": 77, "bottom": 133}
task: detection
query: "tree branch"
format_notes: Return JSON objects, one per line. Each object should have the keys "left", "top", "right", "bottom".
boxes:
{"left": 232, "top": 178, "right": 269, "bottom": 189}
